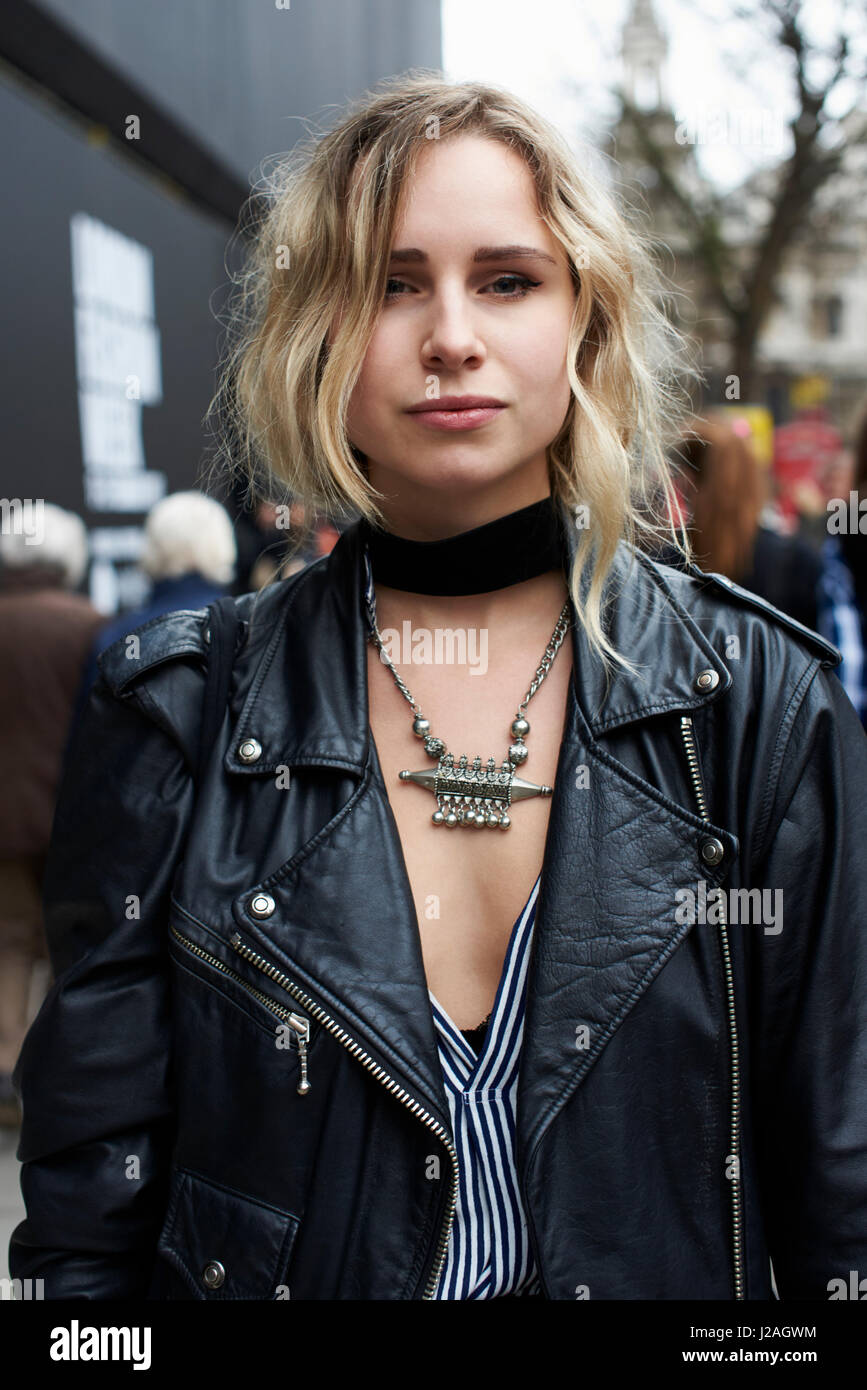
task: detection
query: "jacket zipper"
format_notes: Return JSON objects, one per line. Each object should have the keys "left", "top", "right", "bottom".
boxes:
{"left": 228, "top": 930, "right": 459, "bottom": 1300}
{"left": 169, "top": 924, "right": 311, "bottom": 1091}
{"left": 679, "top": 715, "right": 745, "bottom": 1301}
{"left": 167, "top": 921, "right": 459, "bottom": 1298}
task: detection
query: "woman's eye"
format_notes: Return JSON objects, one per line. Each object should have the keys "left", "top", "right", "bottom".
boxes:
{"left": 384, "top": 274, "right": 541, "bottom": 301}
{"left": 487, "top": 274, "right": 541, "bottom": 298}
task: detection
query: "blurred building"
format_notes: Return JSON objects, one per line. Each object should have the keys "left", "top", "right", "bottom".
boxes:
{"left": 735, "top": 113, "right": 867, "bottom": 431}
{"left": 0, "top": 0, "right": 441, "bottom": 612}
{"left": 613, "top": 0, "right": 726, "bottom": 372}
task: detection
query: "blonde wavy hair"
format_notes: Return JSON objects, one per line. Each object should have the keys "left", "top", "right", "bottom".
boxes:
{"left": 205, "top": 70, "right": 700, "bottom": 680}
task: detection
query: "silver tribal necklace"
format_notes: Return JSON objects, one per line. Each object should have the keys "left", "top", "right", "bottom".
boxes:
{"left": 367, "top": 597, "right": 572, "bottom": 831}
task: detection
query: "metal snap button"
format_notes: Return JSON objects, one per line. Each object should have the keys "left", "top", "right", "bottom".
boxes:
{"left": 700, "top": 837, "right": 725, "bottom": 866}
{"left": 203, "top": 626, "right": 211, "bottom": 645}
{"left": 238, "top": 738, "right": 263, "bottom": 764}
{"left": 695, "top": 669, "right": 719, "bottom": 692}
{"left": 249, "top": 892, "right": 276, "bottom": 919}
{"left": 202, "top": 1260, "right": 225, "bottom": 1289}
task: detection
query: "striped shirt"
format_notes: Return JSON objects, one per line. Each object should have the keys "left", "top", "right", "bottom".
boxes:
{"left": 428, "top": 872, "right": 543, "bottom": 1299}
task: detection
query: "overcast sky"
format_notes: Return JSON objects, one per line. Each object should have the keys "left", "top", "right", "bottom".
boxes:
{"left": 442, "top": 0, "right": 866, "bottom": 191}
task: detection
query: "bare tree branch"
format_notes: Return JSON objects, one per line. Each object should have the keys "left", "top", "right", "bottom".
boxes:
{"left": 614, "top": 0, "right": 866, "bottom": 393}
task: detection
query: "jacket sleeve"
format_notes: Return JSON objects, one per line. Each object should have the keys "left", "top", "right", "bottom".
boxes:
{"left": 749, "top": 660, "right": 867, "bottom": 1300}
{"left": 8, "top": 670, "right": 196, "bottom": 1298}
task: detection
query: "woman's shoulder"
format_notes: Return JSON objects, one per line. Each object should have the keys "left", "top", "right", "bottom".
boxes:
{"left": 85, "top": 578, "right": 306, "bottom": 775}
{"left": 94, "top": 576, "right": 300, "bottom": 700}
{"left": 633, "top": 543, "right": 841, "bottom": 672}
{"left": 625, "top": 542, "right": 853, "bottom": 761}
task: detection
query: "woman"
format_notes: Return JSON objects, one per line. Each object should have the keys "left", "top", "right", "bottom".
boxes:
{"left": 662, "top": 415, "right": 824, "bottom": 633}
{"left": 10, "top": 74, "right": 867, "bottom": 1301}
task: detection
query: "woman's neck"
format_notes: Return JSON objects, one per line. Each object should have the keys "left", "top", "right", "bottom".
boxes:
{"left": 361, "top": 492, "right": 568, "bottom": 589}
{"left": 360, "top": 490, "right": 571, "bottom": 633}
{"left": 371, "top": 566, "right": 569, "bottom": 632}
{"left": 364, "top": 461, "right": 553, "bottom": 542}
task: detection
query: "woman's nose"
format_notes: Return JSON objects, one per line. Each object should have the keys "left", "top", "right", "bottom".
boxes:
{"left": 421, "top": 294, "right": 485, "bottom": 366}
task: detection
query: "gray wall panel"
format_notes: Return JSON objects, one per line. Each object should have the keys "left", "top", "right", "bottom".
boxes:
{"left": 33, "top": 0, "right": 442, "bottom": 182}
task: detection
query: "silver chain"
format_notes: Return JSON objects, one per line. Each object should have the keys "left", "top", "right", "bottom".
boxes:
{"left": 367, "top": 598, "right": 572, "bottom": 735}
{"left": 516, "top": 604, "right": 573, "bottom": 715}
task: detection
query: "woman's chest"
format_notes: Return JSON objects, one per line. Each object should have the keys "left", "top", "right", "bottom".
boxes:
{"left": 366, "top": 643, "right": 573, "bottom": 1027}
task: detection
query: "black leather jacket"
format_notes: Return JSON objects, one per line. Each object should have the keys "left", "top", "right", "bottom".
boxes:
{"left": 10, "top": 512, "right": 867, "bottom": 1300}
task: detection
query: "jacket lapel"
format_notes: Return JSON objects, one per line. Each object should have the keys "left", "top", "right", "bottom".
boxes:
{"left": 225, "top": 522, "right": 452, "bottom": 1126}
{"left": 515, "top": 522, "right": 738, "bottom": 1164}
{"left": 515, "top": 685, "right": 736, "bottom": 1169}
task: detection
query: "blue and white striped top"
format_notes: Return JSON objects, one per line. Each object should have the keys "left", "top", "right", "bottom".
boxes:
{"left": 361, "top": 542, "right": 543, "bottom": 1298}
{"left": 429, "top": 872, "right": 543, "bottom": 1299}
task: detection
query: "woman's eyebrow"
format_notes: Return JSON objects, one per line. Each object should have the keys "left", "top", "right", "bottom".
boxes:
{"left": 388, "top": 244, "right": 559, "bottom": 266}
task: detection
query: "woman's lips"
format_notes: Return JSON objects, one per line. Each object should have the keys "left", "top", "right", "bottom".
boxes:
{"left": 407, "top": 406, "right": 506, "bottom": 431}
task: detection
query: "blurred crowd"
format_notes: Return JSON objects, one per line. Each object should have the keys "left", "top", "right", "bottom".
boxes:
{"left": 0, "top": 490, "right": 341, "bottom": 1125}
{"left": 655, "top": 399, "right": 867, "bottom": 724}
{"left": 1, "top": 398, "right": 865, "bottom": 1127}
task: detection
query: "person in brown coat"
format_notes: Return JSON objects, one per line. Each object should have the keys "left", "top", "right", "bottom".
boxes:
{"left": 0, "top": 503, "right": 106, "bottom": 1124}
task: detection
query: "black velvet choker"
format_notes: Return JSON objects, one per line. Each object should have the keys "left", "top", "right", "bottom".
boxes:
{"left": 359, "top": 495, "right": 569, "bottom": 595}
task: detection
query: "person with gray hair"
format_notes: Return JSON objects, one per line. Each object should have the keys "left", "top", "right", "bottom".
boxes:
{"left": 73, "top": 490, "right": 237, "bottom": 721}
{"left": 0, "top": 504, "right": 105, "bottom": 1125}
{"left": 0, "top": 501, "right": 90, "bottom": 590}
{"left": 139, "top": 489, "right": 237, "bottom": 588}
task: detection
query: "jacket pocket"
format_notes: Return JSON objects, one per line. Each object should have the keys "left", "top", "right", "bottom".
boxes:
{"left": 155, "top": 1166, "right": 299, "bottom": 1299}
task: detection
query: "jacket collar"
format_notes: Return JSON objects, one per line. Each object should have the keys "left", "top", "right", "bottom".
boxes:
{"left": 227, "top": 500, "right": 731, "bottom": 775}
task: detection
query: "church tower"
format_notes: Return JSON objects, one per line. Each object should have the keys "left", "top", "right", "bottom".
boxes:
{"left": 621, "top": 0, "right": 668, "bottom": 112}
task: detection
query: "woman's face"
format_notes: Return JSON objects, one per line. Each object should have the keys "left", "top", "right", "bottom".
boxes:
{"left": 344, "top": 134, "right": 576, "bottom": 537}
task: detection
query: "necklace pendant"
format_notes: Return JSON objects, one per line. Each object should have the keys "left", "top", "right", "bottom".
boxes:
{"left": 398, "top": 752, "right": 553, "bottom": 830}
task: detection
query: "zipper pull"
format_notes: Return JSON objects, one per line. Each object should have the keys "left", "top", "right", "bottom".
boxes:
{"left": 287, "top": 1012, "right": 311, "bottom": 1095}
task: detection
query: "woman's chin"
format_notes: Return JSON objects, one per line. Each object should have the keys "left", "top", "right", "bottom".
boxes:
{"left": 370, "top": 458, "right": 534, "bottom": 501}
